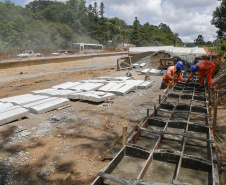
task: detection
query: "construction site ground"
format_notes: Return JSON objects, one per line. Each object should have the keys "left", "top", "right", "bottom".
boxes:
{"left": 0, "top": 55, "right": 225, "bottom": 185}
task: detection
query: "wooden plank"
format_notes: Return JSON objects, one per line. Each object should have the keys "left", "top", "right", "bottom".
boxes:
{"left": 57, "top": 104, "right": 71, "bottom": 110}
{"left": 140, "top": 127, "right": 214, "bottom": 142}
{"left": 98, "top": 172, "right": 129, "bottom": 185}
{"left": 63, "top": 173, "right": 72, "bottom": 185}
{"left": 122, "top": 124, "right": 128, "bottom": 147}
{"left": 212, "top": 90, "right": 218, "bottom": 135}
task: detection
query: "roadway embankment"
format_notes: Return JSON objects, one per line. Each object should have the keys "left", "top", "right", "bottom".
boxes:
{"left": 0, "top": 52, "right": 128, "bottom": 69}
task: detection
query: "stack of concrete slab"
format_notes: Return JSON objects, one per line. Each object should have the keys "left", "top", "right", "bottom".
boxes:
{"left": 51, "top": 82, "right": 81, "bottom": 89}
{"left": 110, "top": 80, "right": 145, "bottom": 95}
{"left": 124, "top": 80, "right": 144, "bottom": 88}
{"left": 30, "top": 89, "right": 76, "bottom": 98}
{"left": 98, "top": 82, "right": 124, "bottom": 92}
{"left": 0, "top": 94, "right": 71, "bottom": 115}
{"left": 0, "top": 103, "right": 29, "bottom": 125}
{"left": 0, "top": 94, "right": 49, "bottom": 106}
{"left": 0, "top": 102, "right": 14, "bottom": 111}
{"left": 96, "top": 77, "right": 132, "bottom": 81}
{"left": 79, "top": 80, "right": 108, "bottom": 84}
{"left": 68, "top": 91, "right": 116, "bottom": 102}
{"left": 137, "top": 81, "right": 153, "bottom": 89}
{"left": 69, "top": 83, "right": 104, "bottom": 92}
{"left": 110, "top": 83, "right": 135, "bottom": 96}
{"left": 97, "top": 80, "right": 148, "bottom": 96}
{"left": 28, "top": 98, "right": 70, "bottom": 114}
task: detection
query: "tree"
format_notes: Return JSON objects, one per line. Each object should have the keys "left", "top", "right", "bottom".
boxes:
{"left": 99, "top": 2, "right": 104, "bottom": 18}
{"left": 130, "top": 17, "right": 142, "bottom": 46}
{"left": 194, "top": 35, "right": 205, "bottom": 46}
{"left": 211, "top": 0, "right": 226, "bottom": 36}
{"left": 26, "top": 0, "right": 56, "bottom": 12}
{"left": 158, "top": 23, "right": 172, "bottom": 34}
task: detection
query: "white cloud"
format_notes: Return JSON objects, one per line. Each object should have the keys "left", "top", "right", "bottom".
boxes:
{"left": 86, "top": 0, "right": 219, "bottom": 42}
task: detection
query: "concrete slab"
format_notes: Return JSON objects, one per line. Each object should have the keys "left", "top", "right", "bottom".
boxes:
{"left": 114, "top": 84, "right": 136, "bottom": 96}
{"left": 149, "top": 69, "right": 157, "bottom": 73}
{"left": 139, "top": 63, "right": 146, "bottom": 67}
{"left": 30, "top": 89, "right": 56, "bottom": 95}
{"left": 137, "top": 81, "right": 153, "bottom": 89}
{"left": 22, "top": 97, "right": 59, "bottom": 111}
{"left": 148, "top": 69, "right": 164, "bottom": 75}
{"left": 88, "top": 92, "right": 116, "bottom": 102}
{"left": 0, "top": 94, "right": 49, "bottom": 106}
{"left": 29, "top": 98, "right": 70, "bottom": 114}
{"left": 0, "top": 105, "right": 21, "bottom": 113}
{"left": 74, "top": 91, "right": 116, "bottom": 102}
{"left": 69, "top": 83, "right": 104, "bottom": 92}
{"left": 67, "top": 92, "right": 84, "bottom": 100}
{"left": 0, "top": 106, "right": 29, "bottom": 125}
{"left": 46, "top": 90, "right": 76, "bottom": 98}
{"left": 141, "top": 69, "right": 150, "bottom": 74}
{"left": 98, "top": 82, "right": 119, "bottom": 92}
{"left": 97, "top": 77, "right": 132, "bottom": 81}
{"left": 0, "top": 102, "right": 14, "bottom": 111}
{"left": 132, "top": 64, "right": 140, "bottom": 68}
{"left": 31, "top": 89, "right": 76, "bottom": 98}
{"left": 125, "top": 80, "right": 144, "bottom": 88}
{"left": 108, "top": 83, "right": 126, "bottom": 93}
{"left": 0, "top": 94, "right": 34, "bottom": 103}
{"left": 51, "top": 82, "right": 81, "bottom": 89}
{"left": 79, "top": 80, "right": 108, "bottom": 84}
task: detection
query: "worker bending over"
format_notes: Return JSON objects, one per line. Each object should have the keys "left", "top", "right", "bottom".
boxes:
{"left": 162, "top": 61, "right": 187, "bottom": 88}
{"left": 187, "top": 60, "right": 215, "bottom": 88}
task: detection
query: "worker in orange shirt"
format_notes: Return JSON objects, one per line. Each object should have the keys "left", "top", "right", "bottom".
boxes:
{"left": 162, "top": 61, "right": 187, "bottom": 88}
{"left": 187, "top": 60, "right": 215, "bottom": 88}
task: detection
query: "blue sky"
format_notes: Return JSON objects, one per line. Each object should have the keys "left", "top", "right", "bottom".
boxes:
{"left": 0, "top": 0, "right": 222, "bottom": 42}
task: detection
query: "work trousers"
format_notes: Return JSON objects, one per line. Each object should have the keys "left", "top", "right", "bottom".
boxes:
{"left": 199, "top": 65, "right": 215, "bottom": 87}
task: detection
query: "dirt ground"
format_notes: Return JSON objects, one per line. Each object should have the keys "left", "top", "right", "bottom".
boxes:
{"left": 0, "top": 54, "right": 225, "bottom": 185}
{"left": 0, "top": 56, "right": 164, "bottom": 185}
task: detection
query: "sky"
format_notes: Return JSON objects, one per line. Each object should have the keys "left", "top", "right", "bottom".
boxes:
{"left": 0, "top": 0, "right": 222, "bottom": 43}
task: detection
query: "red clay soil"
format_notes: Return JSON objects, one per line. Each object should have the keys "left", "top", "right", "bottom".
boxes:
{"left": 203, "top": 46, "right": 218, "bottom": 56}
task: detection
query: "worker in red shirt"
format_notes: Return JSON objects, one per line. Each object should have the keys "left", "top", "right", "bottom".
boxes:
{"left": 162, "top": 61, "right": 187, "bottom": 88}
{"left": 187, "top": 60, "right": 215, "bottom": 88}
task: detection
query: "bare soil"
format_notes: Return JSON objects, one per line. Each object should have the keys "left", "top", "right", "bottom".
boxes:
{"left": 0, "top": 55, "right": 225, "bottom": 185}
{"left": 0, "top": 56, "right": 164, "bottom": 185}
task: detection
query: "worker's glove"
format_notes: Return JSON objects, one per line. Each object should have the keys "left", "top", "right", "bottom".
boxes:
{"left": 181, "top": 78, "right": 187, "bottom": 82}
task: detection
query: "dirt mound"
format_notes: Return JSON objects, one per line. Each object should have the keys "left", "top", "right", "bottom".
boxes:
{"left": 120, "top": 51, "right": 155, "bottom": 68}
{"left": 150, "top": 50, "right": 172, "bottom": 68}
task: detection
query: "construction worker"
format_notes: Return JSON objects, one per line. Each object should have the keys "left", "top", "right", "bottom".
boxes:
{"left": 187, "top": 60, "right": 215, "bottom": 88}
{"left": 162, "top": 61, "right": 187, "bottom": 88}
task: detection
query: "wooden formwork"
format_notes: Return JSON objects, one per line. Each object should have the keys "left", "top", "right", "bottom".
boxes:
{"left": 92, "top": 77, "right": 219, "bottom": 185}
{"left": 117, "top": 56, "right": 133, "bottom": 71}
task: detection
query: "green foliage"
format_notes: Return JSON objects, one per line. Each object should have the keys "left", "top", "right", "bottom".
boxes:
{"left": 0, "top": 0, "right": 184, "bottom": 52}
{"left": 211, "top": 0, "right": 226, "bottom": 36}
{"left": 194, "top": 35, "right": 205, "bottom": 46}
{"left": 211, "top": 0, "right": 226, "bottom": 55}
{"left": 214, "top": 36, "right": 226, "bottom": 55}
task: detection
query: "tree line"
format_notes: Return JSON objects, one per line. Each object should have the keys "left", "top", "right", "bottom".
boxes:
{"left": 211, "top": 0, "right": 226, "bottom": 55}
{"left": 0, "top": 0, "right": 183, "bottom": 54}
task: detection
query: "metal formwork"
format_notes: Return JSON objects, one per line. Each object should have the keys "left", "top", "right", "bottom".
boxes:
{"left": 92, "top": 77, "right": 219, "bottom": 185}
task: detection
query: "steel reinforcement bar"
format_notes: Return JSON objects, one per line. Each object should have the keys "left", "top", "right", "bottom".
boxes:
{"left": 92, "top": 77, "right": 219, "bottom": 185}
